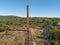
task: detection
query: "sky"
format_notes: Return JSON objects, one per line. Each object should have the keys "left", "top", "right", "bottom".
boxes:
{"left": 0, "top": 0, "right": 60, "bottom": 17}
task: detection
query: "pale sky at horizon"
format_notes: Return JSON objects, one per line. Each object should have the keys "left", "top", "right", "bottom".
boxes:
{"left": 0, "top": 0, "right": 60, "bottom": 17}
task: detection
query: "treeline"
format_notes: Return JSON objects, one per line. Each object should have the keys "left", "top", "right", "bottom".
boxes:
{"left": 0, "top": 16, "right": 60, "bottom": 30}
{"left": 0, "top": 16, "right": 60, "bottom": 26}
{"left": 0, "top": 16, "right": 60, "bottom": 31}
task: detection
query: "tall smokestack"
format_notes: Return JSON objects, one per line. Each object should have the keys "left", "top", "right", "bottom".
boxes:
{"left": 26, "top": 5, "right": 29, "bottom": 30}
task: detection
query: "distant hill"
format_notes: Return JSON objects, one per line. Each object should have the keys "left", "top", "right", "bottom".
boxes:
{"left": 0, "top": 16, "right": 60, "bottom": 26}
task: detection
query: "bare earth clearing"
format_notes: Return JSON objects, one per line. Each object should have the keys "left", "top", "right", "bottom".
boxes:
{"left": 0, "top": 26, "right": 44, "bottom": 45}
